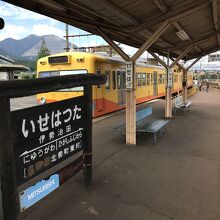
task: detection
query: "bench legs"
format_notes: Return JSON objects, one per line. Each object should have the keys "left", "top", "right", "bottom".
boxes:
{"left": 153, "top": 132, "right": 157, "bottom": 144}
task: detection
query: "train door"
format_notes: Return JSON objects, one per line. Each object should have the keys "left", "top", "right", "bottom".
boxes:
{"left": 117, "top": 69, "right": 126, "bottom": 105}
{"left": 96, "top": 67, "right": 104, "bottom": 111}
{"left": 153, "top": 71, "right": 158, "bottom": 96}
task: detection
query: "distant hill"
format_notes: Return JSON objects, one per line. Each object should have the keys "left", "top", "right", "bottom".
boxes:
{"left": 0, "top": 34, "right": 76, "bottom": 60}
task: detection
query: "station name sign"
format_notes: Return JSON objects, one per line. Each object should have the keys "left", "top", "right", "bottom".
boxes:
{"left": 126, "top": 61, "right": 133, "bottom": 90}
{"left": 11, "top": 96, "right": 87, "bottom": 185}
{"left": 208, "top": 53, "right": 220, "bottom": 62}
{"left": 48, "top": 55, "right": 69, "bottom": 64}
{"left": 167, "top": 68, "right": 173, "bottom": 87}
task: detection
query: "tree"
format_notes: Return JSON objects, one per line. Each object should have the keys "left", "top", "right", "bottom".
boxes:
{"left": 37, "top": 38, "right": 50, "bottom": 60}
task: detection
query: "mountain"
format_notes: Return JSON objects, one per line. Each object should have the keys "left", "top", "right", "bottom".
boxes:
{"left": 0, "top": 34, "right": 76, "bottom": 60}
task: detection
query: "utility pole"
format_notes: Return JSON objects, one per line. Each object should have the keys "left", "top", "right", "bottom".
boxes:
{"left": 65, "top": 24, "right": 70, "bottom": 52}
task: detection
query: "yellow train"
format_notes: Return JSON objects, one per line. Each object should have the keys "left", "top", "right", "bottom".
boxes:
{"left": 37, "top": 52, "right": 193, "bottom": 117}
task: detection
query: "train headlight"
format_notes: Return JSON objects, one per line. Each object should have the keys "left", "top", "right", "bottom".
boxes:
{"left": 40, "top": 97, "right": 46, "bottom": 104}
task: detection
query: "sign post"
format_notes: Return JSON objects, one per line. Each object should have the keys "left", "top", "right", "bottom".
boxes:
{"left": 0, "top": 74, "right": 106, "bottom": 220}
{"left": 82, "top": 86, "right": 92, "bottom": 186}
{"left": 126, "top": 61, "right": 133, "bottom": 90}
{"left": 167, "top": 68, "right": 173, "bottom": 88}
{"left": 0, "top": 96, "right": 20, "bottom": 220}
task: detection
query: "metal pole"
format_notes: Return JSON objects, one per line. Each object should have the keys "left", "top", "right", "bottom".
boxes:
{"left": 65, "top": 24, "right": 70, "bottom": 52}
{"left": 0, "top": 177, "right": 3, "bottom": 220}
{"left": 83, "top": 86, "right": 92, "bottom": 186}
{"left": 0, "top": 97, "right": 20, "bottom": 220}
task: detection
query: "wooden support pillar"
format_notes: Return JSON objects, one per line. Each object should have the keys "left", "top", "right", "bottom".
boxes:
{"left": 126, "top": 90, "right": 136, "bottom": 145}
{"left": 97, "top": 23, "right": 170, "bottom": 145}
{"left": 147, "top": 51, "right": 173, "bottom": 118}
{"left": 165, "top": 69, "right": 173, "bottom": 118}
{"left": 165, "top": 52, "right": 172, "bottom": 118}
{"left": 125, "top": 61, "right": 136, "bottom": 145}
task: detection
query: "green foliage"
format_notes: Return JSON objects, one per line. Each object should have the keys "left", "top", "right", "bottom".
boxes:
{"left": 14, "top": 59, "right": 36, "bottom": 72}
{"left": 37, "top": 38, "right": 50, "bottom": 60}
{"left": 21, "top": 73, "right": 31, "bottom": 79}
{"left": 32, "top": 73, "right": 37, "bottom": 78}
{"left": 20, "top": 72, "right": 36, "bottom": 79}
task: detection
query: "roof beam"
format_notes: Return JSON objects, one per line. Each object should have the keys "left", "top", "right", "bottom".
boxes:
{"left": 63, "top": 0, "right": 118, "bottom": 25}
{"left": 139, "top": 0, "right": 210, "bottom": 29}
{"left": 101, "top": 0, "right": 139, "bottom": 25}
{"left": 153, "top": 0, "right": 169, "bottom": 13}
{"left": 148, "top": 50, "right": 168, "bottom": 68}
{"left": 131, "top": 20, "right": 170, "bottom": 61}
{"left": 185, "top": 45, "right": 220, "bottom": 61}
{"left": 171, "top": 29, "right": 220, "bottom": 51}
{"left": 36, "top": 0, "right": 209, "bottom": 34}
{"left": 172, "top": 22, "right": 203, "bottom": 53}
{"left": 194, "top": 46, "right": 202, "bottom": 52}
{"left": 170, "top": 57, "right": 185, "bottom": 71}
{"left": 142, "top": 29, "right": 174, "bottom": 47}
{"left": 212, "top": 0, "right": 220, "bottom": 45}
{"left": 169, "top": 46, "right": 192, "bottom": 68}
{"left": 186, "top": 56, "right": 202, "bottom": 70}
{"left": 96, "top": 28, "right": 130, "bottom": 61}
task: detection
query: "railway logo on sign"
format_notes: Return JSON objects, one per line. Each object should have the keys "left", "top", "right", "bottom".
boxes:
{"left": 19, "top": 174, "right": 59, "bottom": 211}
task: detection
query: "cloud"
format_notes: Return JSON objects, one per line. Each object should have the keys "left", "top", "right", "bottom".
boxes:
{"left": 0, "top": 2, "right": 49, "bottom": 21}
{"left": 31, "top": 24, "right": 65, "bottom": 38}
{"left": 0, "top": 24, "right": 28, "bottom": 40}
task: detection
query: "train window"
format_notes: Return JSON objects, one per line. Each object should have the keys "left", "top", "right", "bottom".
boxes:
{"left": 59, "top": 69, "right": 87, "bottom": 91}
{"left": 38, "top": 71, "right": 59, "bottom": 78}
{"left": 122, "top": 71, "right": 126, "bottom": 89}
{"left": 158, "top": 74, "right": 163, "bottom": 84}
{"left": 137, "top": 73, "right": 141, "bottom": 86}
{"left": 151, "top": 73, "right": 153, "bottom": 84}
{"left": 105, "top": 70, "right": 111, "bottom": 91}
{"left": 162, "top": 74, "right": 166, "bottom": 84}
{"left": 142, "top": 73, "right": 146, "bottom": 86}
{"left": 147, "top": 73, "right": 150, "bottom": 85}
{"left": 117, "top": 71, "right": 121, "bottom": 89}
{"left": 112, "top": 71, "right": 116, "bottom": 90}
{"left": 97, "top": 68, "right": 102, "bottom": 88}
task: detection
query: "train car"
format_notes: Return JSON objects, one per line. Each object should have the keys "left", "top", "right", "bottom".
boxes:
{"left": 37, "top": 52, "right": 193, "bottom": 117}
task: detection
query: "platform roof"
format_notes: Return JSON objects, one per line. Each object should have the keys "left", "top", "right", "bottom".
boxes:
{"left": 2, "top": 0, "right": 220, "bottom": 61}
{"left": 0, "top": 64, "right": 30, "bottom": 72}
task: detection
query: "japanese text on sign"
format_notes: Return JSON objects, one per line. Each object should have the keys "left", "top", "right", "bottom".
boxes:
{"left": 126, "top": 61, "right": 133, "bottom": 90}
{"left": 11, "top": 96, "right": 87, "bottom": 185}
{"left": 167, "top": 68, "right": 173, "bottom": 87}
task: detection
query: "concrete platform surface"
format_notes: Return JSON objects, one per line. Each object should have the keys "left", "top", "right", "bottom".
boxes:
{"left": 19, "top": 88, "right": 220, "bottom": 220}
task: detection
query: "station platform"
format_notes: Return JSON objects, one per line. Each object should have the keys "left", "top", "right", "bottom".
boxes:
{"left": 19, "top": 88, "right": 220, "bottom": 220}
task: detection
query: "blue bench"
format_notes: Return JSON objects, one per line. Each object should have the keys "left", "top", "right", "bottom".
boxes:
{"left": 111, "top": 106, "right": 152, "bottom": 134}
{"left": 111, "top": 106, "right": 169, "bottom": 143}
{"left": 137, "top": 119, "right": 169, "bottom": 143}
{"left": 174, "top": 95, "right": 192, "bottom": 114}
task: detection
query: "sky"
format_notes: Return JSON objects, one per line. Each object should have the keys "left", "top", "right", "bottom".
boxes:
{"left": 1, "top": 1, "right": 220, "bottom": 69}
{"left": 0, "top": 1, "right": 140, "bottom": 56}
